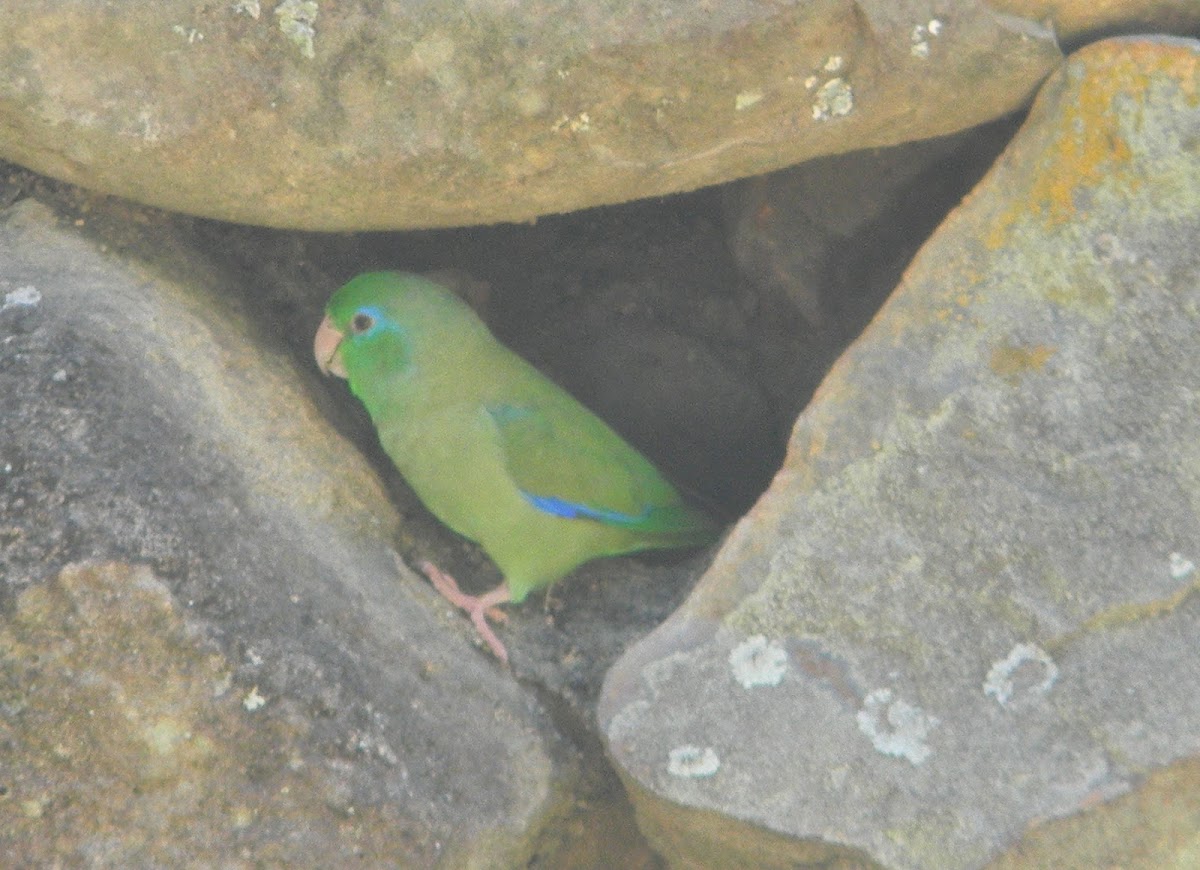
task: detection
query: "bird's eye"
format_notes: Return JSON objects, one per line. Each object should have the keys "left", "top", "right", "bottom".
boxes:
{"left": 351, "top": 312, "right": 375, "bottom": 334}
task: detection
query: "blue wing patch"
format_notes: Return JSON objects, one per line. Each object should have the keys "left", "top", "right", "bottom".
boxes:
{"left": 521, "top": 491, "right": 651, "bottom": 527}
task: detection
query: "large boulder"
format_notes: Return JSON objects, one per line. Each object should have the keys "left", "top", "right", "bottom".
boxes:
{"left": 600, "top": 36, "right": 1200, "bottom": 869}
{"left": 0, "top": 1, "right": 1060, "bottom": 229}
{"left": 0, "top": 199, "right": 581, "bottom": 867}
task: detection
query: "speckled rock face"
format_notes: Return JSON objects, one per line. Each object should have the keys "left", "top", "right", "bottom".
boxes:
{"left": 600, "top": 36, "right": 1200, "bottom": 869}
{"left": 1, "top": 562, "right": 430, "bottom": 867}
{"left": 0, "top": 1, "right": 1061, "bottom": 230}
{"left": 0, "top": 200, "right": 578, "bottom": 867}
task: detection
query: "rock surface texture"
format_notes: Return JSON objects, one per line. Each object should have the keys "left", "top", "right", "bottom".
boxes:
{"left": 600, "top": 36, "right": 1200, "bottom": 870}
{"left": 0, "top": 1, "right": 1060, "bottom": 229}
{"left": 993, "top": 0, "right": 1200, "bottom": 43}
{"left": 2, "top": 3, "right": 1200, "bottom": 867}
{"left": 0, "top": 200, "right": 584, "bottom": 867}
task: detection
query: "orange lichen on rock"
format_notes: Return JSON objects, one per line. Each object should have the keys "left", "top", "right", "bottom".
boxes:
{"left": 986, "top": 39, "right": 1198, "bottom": 250}
{"left": 989, "top": 342, "right": 1057, "bottom": 385}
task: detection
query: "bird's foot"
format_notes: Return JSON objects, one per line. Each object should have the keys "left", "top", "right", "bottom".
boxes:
{"left": 420, "top": 561, "right": 511, "bottom": 664}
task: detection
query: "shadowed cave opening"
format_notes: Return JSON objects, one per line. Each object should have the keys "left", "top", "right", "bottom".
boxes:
{"left": 228, "top": 115, "right": 1019, "bottom": 527}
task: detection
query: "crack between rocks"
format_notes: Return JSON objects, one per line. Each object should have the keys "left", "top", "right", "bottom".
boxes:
{"left": 1045, "top": 575, "right": 1200, "bottom": 656}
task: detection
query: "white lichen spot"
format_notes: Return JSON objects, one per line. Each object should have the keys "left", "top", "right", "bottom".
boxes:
{"left": 145, "top": 717, "right": 189, "bottom": 755}
{"left": 811, "top": 77, "right": 854, "bottom": 121}
{"left": 857, "top": 688, "right": 938, "bottom": 765}
{"left": 735, "top": 90, "right": 763, "bottom": 111}
{"left": 233, "top": 0, "right": 262, "bottom": 18}
{"left": 911, "top": 19, "right": 943, "bottom": 59}
{"left": 243, "top": 686, "right": 267, "bottom": 711}
{"left": 211, "top": 671, "right": 233, "bottom": 698}
{"left": 827, "top": 764, "right": 850, "bottom": 789}
{"left": 172, "top": 24, "right": 205, "bottom": 44}
{"left": 51, "top": 369, "right": 67, "bottom": 382}
{"left": 137, "top": 110, "right": 162, "bottom": 144}
{"left": 729, "top": 635, "right": 787, "bottom": 688}
{"left": 275, "top": 0, "right": 318, "bottom": 59}
{"left": 1092, "top": 232, "right": 1139, "bottom": 264}
{"left": 3, "top": 285, "right": 41, "bottom": 310}
{"left": 512, "top": 87, "right": 547, "bottom": 117}
{"left": 667, "top": 745, "right": 720, "bottom": 778}
{"left": 823, "top": 55, "right": 844, "bottom": 73}
{"left": 984, "top": 643, "right": 1058, "bottom": 706}
{"left": 552, "top": 112, "right": 591, "bottom": 133}
{"left": 803, "top": 75, "right": 819, "bottom": 90}
{"left": 1169, "top": 552, "right": 1196, "bottom": 580}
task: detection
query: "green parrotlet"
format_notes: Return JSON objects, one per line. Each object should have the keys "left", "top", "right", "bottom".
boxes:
{"left": 314, "top": 272, "right": 718, "bottom": 663}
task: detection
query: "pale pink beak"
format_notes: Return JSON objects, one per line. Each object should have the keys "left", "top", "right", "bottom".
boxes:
{"left": 313, "top": 315, "right": 348, "bottom": 378}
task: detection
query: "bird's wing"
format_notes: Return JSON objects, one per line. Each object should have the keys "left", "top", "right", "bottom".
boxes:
{"left": 485, "top": 398, "right": 714, "bottom": 541}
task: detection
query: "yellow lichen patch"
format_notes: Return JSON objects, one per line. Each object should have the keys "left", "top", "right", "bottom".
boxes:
{"left": 1122, "top": 38, "right": 1200, "bottom": 103}
{"left": 1034, "top": 68, "right": 1135, "bottom": 222}
{"left": 1076, "top": 575, "right": 1200, "bottom": 644}
{"left": 985, "top": 40, "right": 1199, "bottom": 251}
{"left": 989, "top": 342, "right": 1056, "bottom": 385}
{"left": 807, "top": 429, "right": 827, "bottom": 459}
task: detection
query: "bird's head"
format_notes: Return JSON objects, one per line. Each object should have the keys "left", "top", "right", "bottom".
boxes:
{"left": 314, "top": 271, "right": 490, "bottom": 388}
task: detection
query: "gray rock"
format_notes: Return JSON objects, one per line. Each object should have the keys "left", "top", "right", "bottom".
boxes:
{"left": 600, "top": 36, "right": 1200, "bottom": 869}
{"left": 0, "top": 1, "right": 1060, "bottom": 229}
{"left": 0, "top": 198, "right": 577, "bottom": 867}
